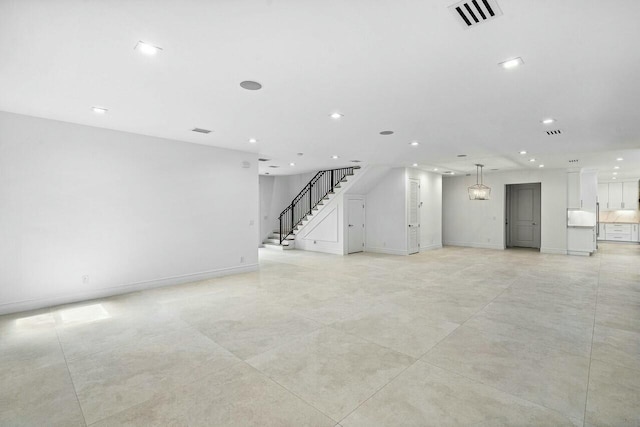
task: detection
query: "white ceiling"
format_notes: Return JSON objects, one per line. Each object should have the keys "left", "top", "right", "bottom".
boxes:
{"left": 1, "top": 0, "right": 639, "bottom": 180}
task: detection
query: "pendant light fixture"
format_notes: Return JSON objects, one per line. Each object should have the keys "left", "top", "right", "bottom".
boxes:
{"left": 468, "top": 164, "right": 491, "bottom": 200}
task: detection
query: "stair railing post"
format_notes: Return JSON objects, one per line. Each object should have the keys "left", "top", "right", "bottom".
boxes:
{"left": 330, "top": 169, "right": 334, "bottom": 192}
{"left": 291, "top": 202, "right": 294, "bottom": 234}
{"left": 279, "top": 214, "right": 283, "bottom": 244}
{"left": 309, "top": 183, "right": 313, "bottom": 213}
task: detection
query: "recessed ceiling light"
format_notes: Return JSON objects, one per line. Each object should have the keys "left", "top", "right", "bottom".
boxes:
{"left": 616, "top": 157, "right": 624, "bottom": 161}
{"left": 289, "top": 162, "right": 295, "bottom": 166}
{"left": 519, "top": 150, "right": 527, "bottom": 155}
{"left": 434, "top": 168, "right": 438, "bottom": 171}
{"left": 330, "top": 112, "right": 343, "bottom": 119}
{"left": 450, "top": 172, "right": 455, "bottom": 175}
{"left": 614, "top": 166, "right": 620, "bottom": 169}
{"left": 331, "top": 155, "right": 339, "bottom": 159}
{"left": 240, "top": 81, "right": 262, "bottom": 90}
{"left": 529, "top": 158, "right": 536, "bottom": 162}
{"left": 613, "top": 172, "right": 618, "bottom": 175}
{"left": 135, "top": 41, "right": 162, "bottom": 55}
{"left": 499, "top": 57, "right": 524, "bottom": 69}
{"left": 91, "top": 107, "right": 108, "bottom": 114}
{"left": 248, "top": 138, "right": 257, "bottom": 143}
{"left": 541, "top": 118, "right": 556, "bottom": 125}
{"left": 409, "top": 141, "right": 419, "bottom": 146}
{"left": 412, "top": 163, "right": 418, "bottom": 167}
{"left": 539, "top": 164, "right": 545, "bottom": 168}
{"left": 457, "top": 154, "right": 467, "bottom": 158}
{"left": 612, "top": 176, "right": 617, "bottom": 180}
{"left": 380, "top": 130, "right": 394, "bottom": 135}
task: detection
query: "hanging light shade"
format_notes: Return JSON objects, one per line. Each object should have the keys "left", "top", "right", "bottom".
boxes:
{"left": 468, "top": 164, "right": 491, "bottom": 200}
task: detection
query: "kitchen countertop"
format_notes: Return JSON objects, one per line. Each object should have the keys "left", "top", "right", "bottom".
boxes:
{"left": 600, "top": 211, "right": 640, "bottom": 224}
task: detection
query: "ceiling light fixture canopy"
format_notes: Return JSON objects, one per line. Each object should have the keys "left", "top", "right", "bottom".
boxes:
{"left": 468, "top": 164, "right": 491, "bottom": 200}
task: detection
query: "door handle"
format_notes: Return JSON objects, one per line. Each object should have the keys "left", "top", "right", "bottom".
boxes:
{"left": 532, "top": 222, "right": 537, "bottom": 225}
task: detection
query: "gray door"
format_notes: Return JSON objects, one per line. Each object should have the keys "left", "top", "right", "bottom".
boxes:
{"left": 508, "top": 183, "right": 541, "bottom": 248}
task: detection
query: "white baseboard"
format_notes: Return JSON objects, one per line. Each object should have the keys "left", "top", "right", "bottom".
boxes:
{"left": 540, "top": 247, "right": 568, "bottom": 255}
{"left": 0, "top": 263, "right": 259, "bottom": 316}
{"left": 420, "top": 243, "right": 443, "bottom": 252}
{"left": 365, "top": 246, "right": 409, "bottom": 256}
{"left": 443, "top": 241, "right": 505, "bottom": 250}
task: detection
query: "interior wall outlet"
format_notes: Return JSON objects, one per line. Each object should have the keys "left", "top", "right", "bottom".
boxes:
{"left": 82, "top": 275, "right": 90, "bottom": 285}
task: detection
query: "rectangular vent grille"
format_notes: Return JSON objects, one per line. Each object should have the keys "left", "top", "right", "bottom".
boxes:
{"left": 268, "top": 165, "right": 280, "bottom": 168}
{"left": 546, "top": 129, "right": 562, "bottom": 135}
{"left": 258, "top": 158, "right": 270, "bottom": 162}
{"left": 449, "top": 0, "right": 502, "bottom": 28}
{"left": 192, "top": 128, "right": 212, "bottom": 134}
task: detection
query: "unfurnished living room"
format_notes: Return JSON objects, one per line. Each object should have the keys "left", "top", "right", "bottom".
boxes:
{"left": 1, "top": 1, "right": 639, "bottom": 426}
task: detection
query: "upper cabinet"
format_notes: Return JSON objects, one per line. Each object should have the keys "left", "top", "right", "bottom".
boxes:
{"left": 598, "top": 180, "right": 639, "bottom": 210}
{"left": 568, "top": 170, "right": 597, "bottom": 211}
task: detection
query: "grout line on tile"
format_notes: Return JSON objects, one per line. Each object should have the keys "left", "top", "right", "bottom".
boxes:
{"left": 240, "top": 360, "right": 339, "bottom": 425}
{"left": 582, "top": 253, "right": 603, "bottom": 427}
{"left": 54, "top": 325, "right": 88, "bottom": 427}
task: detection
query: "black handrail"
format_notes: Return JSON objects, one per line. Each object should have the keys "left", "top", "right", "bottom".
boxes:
{"left": 278, "top": 166, "right": 360, "bottom": 243}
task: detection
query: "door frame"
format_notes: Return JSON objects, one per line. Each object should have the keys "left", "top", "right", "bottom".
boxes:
{"left": 504, "top": 182, "right": 542, "bottom": 249}
{"left": 346, "top": 195, "right": 366, "bottom": 254}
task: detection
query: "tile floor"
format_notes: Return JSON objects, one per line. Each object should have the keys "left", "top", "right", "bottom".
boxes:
{"left": 1, "top": 243, "right": 639, "bottom": 426}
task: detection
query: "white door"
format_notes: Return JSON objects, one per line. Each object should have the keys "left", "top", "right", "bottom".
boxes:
{"left": 509, "top": 183, "right": 541, "bottom": 248}
{"left": 407, "top": 179, "right": 420, "bottom": 254}
{"left": 347, "top": 198, "right": 365, "bottom": 254}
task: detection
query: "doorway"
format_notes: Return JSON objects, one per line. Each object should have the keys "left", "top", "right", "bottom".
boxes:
{"left": 407, "top": 178, "right": 420, "bottom": 254}
{"left": 506, "top": 183, "right": 541, "bottom": 249}
{"left": 347, "top": 198, "right": 365, "bottom": 254}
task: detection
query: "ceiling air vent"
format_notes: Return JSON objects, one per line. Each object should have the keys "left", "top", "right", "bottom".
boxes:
{"left": 258, "top": 158, "right": 270, "bottom": 162}
{"left": 546, "top": 129, "right": 562, "bottom": 136}
{"left": 269, "top": 165, "right": 280, "bottom": 168}
{"left": 192, "top": 128, "right": 212, "bottom": 134}
{"left": 449, "top": 0, "right": 503, "bottom": 28}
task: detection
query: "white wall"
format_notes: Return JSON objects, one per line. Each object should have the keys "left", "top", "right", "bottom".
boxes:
{"left": 365, "top": 168, "right": 408, "bottom": 255}
{"left": 0, "top": 111, "right": 259, "bottom": 314}
{"left": 442, "top": 168, "right": 568, "bottom": 254}
{"left": 407, "top": 168, "right": 443, "bottom": 251}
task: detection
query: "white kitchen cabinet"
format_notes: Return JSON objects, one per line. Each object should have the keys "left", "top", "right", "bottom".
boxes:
{"left": 622, "top": 181, "right": 638, "bottom": 210}
{"left": 608, "top": 182, "right": 623, "bottom": 209}
{"left": 568, "top": 170, "right": 597, "bottom": 211}
{"left": 602, "top": 223, "right": 640, "bottom": 242}
{"left": 599, "top": 180, "right": 638, "bottom": 210}
{"left": 567, "top": 171, "right": 582, "bottom": 209}
{"left": 597, "top": 183, "right": 608, "bottom": 206}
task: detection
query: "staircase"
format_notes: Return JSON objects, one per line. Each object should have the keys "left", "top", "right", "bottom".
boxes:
{"left": 262, "top": 166, "right": 361, "bottom": 250}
